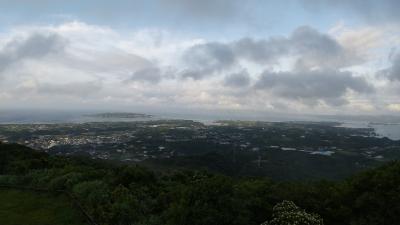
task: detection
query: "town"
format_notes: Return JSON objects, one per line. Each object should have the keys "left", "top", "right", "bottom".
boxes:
{"left": 0, "top": 120, "right": 397, "bottom": 161}
{"left": 0, "top": 120, "right": 400, "bottom": 180}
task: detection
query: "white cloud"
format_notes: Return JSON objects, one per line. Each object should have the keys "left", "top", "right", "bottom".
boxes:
{"left": 0, "top": 20, "right": 398, "bottom": 115}
{"left": 387, "top": 104, "right": 400, "bottom": 112}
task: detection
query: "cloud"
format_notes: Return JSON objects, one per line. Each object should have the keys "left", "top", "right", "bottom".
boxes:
{"left": 290, "top": 26, "right": 358, "bottom": 69}
{"left": 232, "top": 37, "right": 289, "bottom": 64}
{"left": 37, "top": 81, "right": 102, "bottom": 97}
{"left": 382, "top": 54, "right": 400, "bottom": 81}
{"left": 224, "top": 70, "right": 251, "bottom": 88}
{"left": 329, "top": 24, "right": 389, "bottom": 61}
{"left": 233, "top": 26, "right": 361, "bottom": 69}
{"left": 166, "top": 25, "right": 378, "bottom": 110}
{"left": 0, "top": 32, "right": 66, "bottom": 72}
{"left": 181, "top": 42, "right": 235, "bottom": 79}
{"left": 129, "top": 67, "right": 162, "bottom": 83}
{"left": 387, "top": 103, "right": 400, "bottom": 112}
{"left": 0, "top": 21, "right": 163, "bottom": 107}
{"left": 0, "top": 21, "right": 388, "bottom": 115}
{"left": 255, "top": 69, "right": 374, "bottom": 106}
{"left": 181, "top": 26, "right": 362, "bottom": 79}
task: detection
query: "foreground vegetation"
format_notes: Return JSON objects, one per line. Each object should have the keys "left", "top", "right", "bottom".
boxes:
{"left": 1, "top": 143, "right": 399, "bottom": 225}
{"left": 0, "top": 189, "right": 86, "bottom": 225}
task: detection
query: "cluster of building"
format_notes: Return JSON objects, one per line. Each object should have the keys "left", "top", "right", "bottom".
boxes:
{"left": 0, "top": 120, "right": 395, "bottom": 162}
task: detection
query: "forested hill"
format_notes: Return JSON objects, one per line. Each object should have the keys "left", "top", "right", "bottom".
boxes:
{"left": 1, "top": 143, "right": 400, "bottom": 225}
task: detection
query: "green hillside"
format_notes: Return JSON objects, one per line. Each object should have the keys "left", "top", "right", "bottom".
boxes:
{"left": 0, "top": 189, "right": 86, "bottom": 225}
{"left": 1, "top": 142, "right": 400, "bottom": 225}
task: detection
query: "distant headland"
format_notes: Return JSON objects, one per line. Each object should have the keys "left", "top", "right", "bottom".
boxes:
{"left": 84, "top": 112, "right": 153, "bottom": 119}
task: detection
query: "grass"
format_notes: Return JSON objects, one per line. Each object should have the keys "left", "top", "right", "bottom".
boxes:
{"left": 0, "top": 188, "right": 87, "bottom": 225}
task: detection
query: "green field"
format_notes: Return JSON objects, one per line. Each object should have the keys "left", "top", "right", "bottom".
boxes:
{"left": 0, "top": 189, "right": 87, "bottom": 225}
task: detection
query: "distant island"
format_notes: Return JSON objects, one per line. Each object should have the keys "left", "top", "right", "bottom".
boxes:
{"left": 84, "top": 112, "right": 153, "bottom": 119}
{"left": 369, "top": 122, "right": 400, "bottom": 126}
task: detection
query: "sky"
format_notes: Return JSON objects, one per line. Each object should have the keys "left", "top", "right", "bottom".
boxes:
{"left": 0, "top": 0, "right": 399, "bottom": 116}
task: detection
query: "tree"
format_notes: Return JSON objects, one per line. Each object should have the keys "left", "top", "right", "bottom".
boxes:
{"left": 262, "top": 200, "right": 323, "bottom": 225}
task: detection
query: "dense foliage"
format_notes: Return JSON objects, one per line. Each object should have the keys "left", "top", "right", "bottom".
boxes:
{"left": 1, "top": 143, "right": 399, "bottom": 225}
{"left": 262, "top": 201, "right": 323, "bottom": 225}
{"left": 0, "top": 189, "right": 86, "bottom": 225}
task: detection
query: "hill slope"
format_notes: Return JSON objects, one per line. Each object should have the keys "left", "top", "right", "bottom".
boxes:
{"left": 1, "top": 143, "right": 400, "bottom": 225}
{"left": 0, "top": 189, "right": 87, "bottom": 225}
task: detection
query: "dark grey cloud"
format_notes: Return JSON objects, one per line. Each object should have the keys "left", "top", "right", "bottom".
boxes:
{"left": 0, "top": 32, "right": 66, "bottom": 72}
{"left": 382, "top": 54, "right": 400, "bottom": 81}
{"left": 235, "top": 26, "right": 356, "bottom": 69}
{"left": 181, "top": 26, "right": 359, "bottom": 81}
{"left": 224, "top": 70, "right": 251, "bottom": 88}
{"left": 129, "top": 67, "right": 162, "bottom": 83}
{"left": 302, "top": 0, "right": 400, "bottom": 24}
{"left": 233, "top": 37, "right": 289, "bottom": 64}
{"left": 181, "top": 42, "right": 235, "bottom": 79}
{"left": 255, "top": 69, "right": 374, "bottom": 106}
{"left": 290, "top": 26, "right": 352, "bottom": 69}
